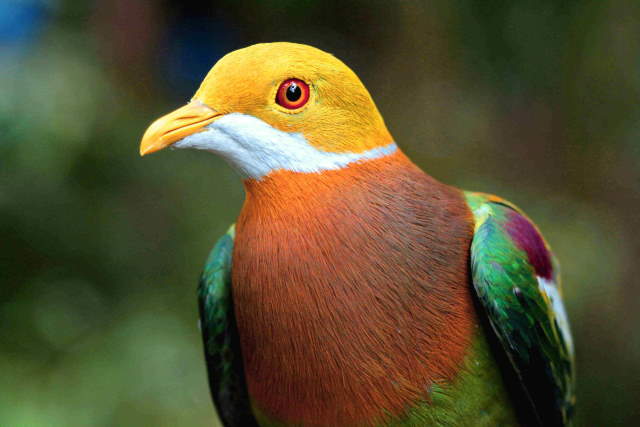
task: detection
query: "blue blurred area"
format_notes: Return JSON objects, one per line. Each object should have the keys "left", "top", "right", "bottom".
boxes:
{"left": 0, "top": 0, "right": 48, "bottom": 49}
{"left": 163, "top": 15, "right": 240, "bottom": 97}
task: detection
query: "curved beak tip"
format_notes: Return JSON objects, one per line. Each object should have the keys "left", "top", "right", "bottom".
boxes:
{"left": 139, "top": 145, "right": 153, "bottom": 157}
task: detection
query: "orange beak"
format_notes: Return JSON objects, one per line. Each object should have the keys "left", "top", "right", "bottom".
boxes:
{"left": 139, "top": 100, "right": 221, "bottom": 156}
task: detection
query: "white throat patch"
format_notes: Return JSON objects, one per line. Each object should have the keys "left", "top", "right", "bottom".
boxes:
{"left": 173, "top": 113, "right": 397, "bottom": 179}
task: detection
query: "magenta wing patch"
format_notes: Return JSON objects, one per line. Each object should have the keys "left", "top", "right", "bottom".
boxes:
{"left": 505, "top": 211, "right": 553, "bottom": 280}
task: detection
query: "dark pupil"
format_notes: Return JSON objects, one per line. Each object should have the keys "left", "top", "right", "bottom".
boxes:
{"left": 286, "top": 83, "right": 302, "bottom": 102}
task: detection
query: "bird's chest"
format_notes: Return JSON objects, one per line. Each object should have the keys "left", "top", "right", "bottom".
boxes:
{"left": 232, "top": 221, "right": 473, "bottom": 424}
{"left": 230, "top": 166, "right": 475, "bottom": 426}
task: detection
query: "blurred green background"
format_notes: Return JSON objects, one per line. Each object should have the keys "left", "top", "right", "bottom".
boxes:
{"left": 2, "top": 0, "right": 638, "bottom": 425}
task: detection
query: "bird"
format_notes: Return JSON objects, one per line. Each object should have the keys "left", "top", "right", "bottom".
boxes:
{"left": 139, "top": 42, "right": 575, "bottom": 427}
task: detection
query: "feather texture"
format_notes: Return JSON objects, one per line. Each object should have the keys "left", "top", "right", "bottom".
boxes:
{"left": 466, "top": 192, "right": 575, "bottom": 426}
{"left": 232, "top": 151, "right": 477, "bottom": 425}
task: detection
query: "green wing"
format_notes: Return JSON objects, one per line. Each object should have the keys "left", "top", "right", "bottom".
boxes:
{"left": 198, "top": 225, "right": 258, "bottom": 427}
{"left": 465, "top": 192, "right": 575, "bottom": 426}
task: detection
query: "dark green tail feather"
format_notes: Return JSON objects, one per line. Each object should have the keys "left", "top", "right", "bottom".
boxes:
{"left": 198, "top": 225, "right": 259, "bottom": 426}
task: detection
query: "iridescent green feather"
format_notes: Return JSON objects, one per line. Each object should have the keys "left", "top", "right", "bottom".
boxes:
{"left": 198, "top": 225, "right": 258, "bottom": 426}
{"left": 465, "top": 192, "right": 575, "bottom": 426}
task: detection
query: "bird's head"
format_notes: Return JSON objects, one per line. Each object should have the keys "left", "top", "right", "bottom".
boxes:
{"left": 140, "top": 42, "right": 395, "bottom": 179}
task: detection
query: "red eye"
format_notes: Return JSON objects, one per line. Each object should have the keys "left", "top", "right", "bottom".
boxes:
{"left": 276, "top": 79, "right": 310, "bottom": 110}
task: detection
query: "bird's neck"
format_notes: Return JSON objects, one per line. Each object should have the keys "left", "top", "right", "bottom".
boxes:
{"left": 241, "top": 146, "right": 413, "bottom": 203}
{"left": 232, "top": 149, "right": 477, "bottom": 426}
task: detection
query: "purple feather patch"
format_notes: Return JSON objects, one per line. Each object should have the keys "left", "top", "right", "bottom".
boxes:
{"left": 506, "top": 211, "right": 553, "bottom": 279}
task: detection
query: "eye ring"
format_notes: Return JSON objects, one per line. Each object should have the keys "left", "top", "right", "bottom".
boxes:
{"left": 276, "top": 79, "right": 310, "bottom": 110}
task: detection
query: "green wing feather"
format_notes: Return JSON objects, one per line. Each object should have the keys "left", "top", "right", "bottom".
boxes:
{"left": 198, "top": 225, "right": 258, "bottom": 426}
{"left": 465, "top": 192, "right": 575, "bottom": 426}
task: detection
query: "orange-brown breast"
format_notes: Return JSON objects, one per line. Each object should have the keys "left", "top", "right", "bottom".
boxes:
{"left": 232, "top": 151, "right": 476, "bottom": 426}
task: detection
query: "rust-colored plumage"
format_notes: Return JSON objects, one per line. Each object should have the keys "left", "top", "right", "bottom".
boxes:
{"left": 233, "top": 151, "right": 476, "bottom": 425}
